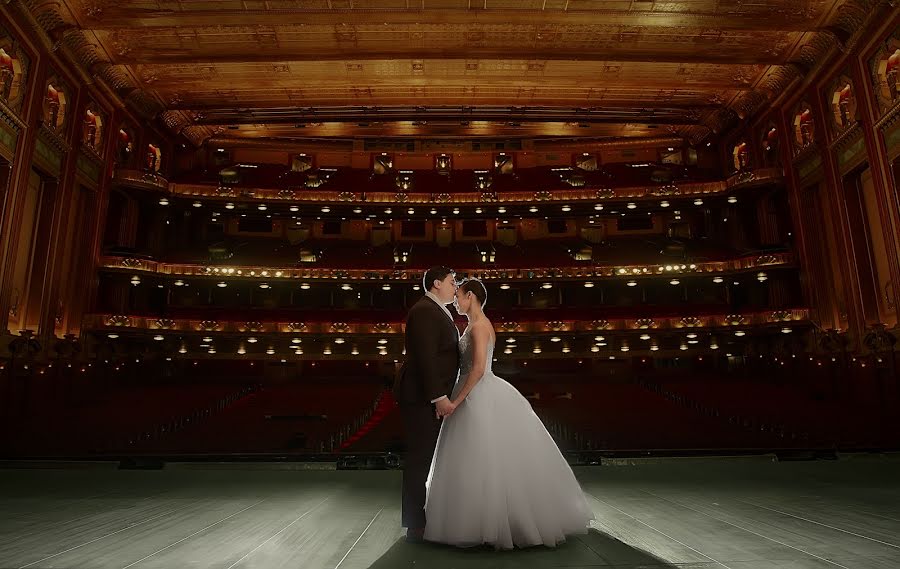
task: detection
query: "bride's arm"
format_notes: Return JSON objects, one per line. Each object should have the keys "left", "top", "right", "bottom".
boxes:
{"left": 451, "top": 324, "right": 489, "bottom": 406}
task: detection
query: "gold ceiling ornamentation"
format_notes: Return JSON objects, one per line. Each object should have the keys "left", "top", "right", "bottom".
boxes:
{"left": 198, "top": 320, "right": 220, "bottom": 331}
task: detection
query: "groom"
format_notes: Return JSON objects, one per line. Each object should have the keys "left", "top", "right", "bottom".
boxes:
{"left": 394, "top": 265, "right": 461, "bottom": 543}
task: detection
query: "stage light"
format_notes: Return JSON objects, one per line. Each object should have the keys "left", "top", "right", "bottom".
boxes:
{"left": 686, "top": 332, "right": 698, "bottom": 339}
{"left": 506, "top": 338, "right": 516, "bottom": 344}
{"left": 584, "top": 281, "right": 594, "bottom": 288}
{"left": 384, "top": 208, "right": 392, "bottom": 214}
{"left": 353, "top": 207, "right": 362, "bottom": 214}
{"left": 498, "top": 207, "right": 507, "bottom": 214}
{"left": 378, "top": 338, "right": 388, "bottom": 344}
{"left": 561, "top": 205, "right": 571, "bottom": 212}
{"left": 533, "top": 346, "right": 542, "bottom": 354}
{"left": 237, "top": 344, "right": 246, "bottom": 355}
{"left": 529, "top": 206, "right": 539, "bottom": 213}
{"left": 562, "top": 345, "right": 571, "bottom": 353}
{"left": 130, "top": 275, "right": 141, "bottom": 286}
{"left": 734, "top": 330, "right": 746, "bottom": 337}
{"left": 335, "top": 338, "right": 345, "bottom": 344}
{"left": 208, "top": 346, "right": 216, "bottom": 354}
{"left": 710, "top": 340, "right": 719, "bottom": 350}
{"left": 640, "top": 334, "right": 651, "bottom": 341}
{"left": 669, "top": 279, "right": 680, "bottom": 285}
{"left": 216, "top": 281, "right": 227, "bottom": 287}
{"left": 627, "top": 202, "right": 636, "bottom": 209}
{"left": 202, "top": 336, "right": 213, "bottom": 343}
{"left": 226, "top": 202, "right": 236, "bottom": 209}
{"left": 590, "top": 345, "right": 600, "bottom": 352}
{"left": 258, "top": 204, "right": 268, "bottom": 211}
{"left": 266, "top": 346, "right": 275, "bottom": 355}
{"left": 594, "top": 204, "right": 603, "bottom": 211}
{"left": 341, "top": 283, "right": 352, "bottom": 291}
{"left": 178, "top": 344, "right": 187, "bottom": 354}
{"left": 173, "top": 279, "right": 185, "bottom": 286}
{"left": 626, "top": 280, "right": 637, "bottom": 287}
{"left": 158, "top": 197, "right": 169, "bottom": 206}
{"left": 500, "top": 283, "right": 510, "bottom": 290}
{"left": 153, "top": 334, "right": 164, "bottom": 341}
{"left": 680, "top": 343, "right": 688, "bottom": 351}
{"left": 323, "top": 346, "right": 332, "bottom": 355}
{"left": 291, "top": 338, "right": 302, "bottom": 344}
{"left": 757, "top": 272, "right": 768, "bottom": 282}
{"left": 295, "top": 348, "right": 303, "bottom": 355}
{"left": 620, "top": 343, "right": 630, "bottom": 352}
{"left": 107, "top": 333, "right": 119, "bottom": 339}
{"left": 693, "top": 198, "right": 703, "bottom": 206}
{"left": 550, "top": 336, "right": 561, "bottom": 343}
{"left": 713, "top": 276, "right": 724, "bottom": 284}
{"left": 650, "top": 343, "right": 659, "bottom": 351}
{"left": 541, "top": 282, "right": 553, "bottom": 289}
{"left": 594, "top": 336, "right": 605, "bottom": 342}
{"left": 781, "top": 327, "right": 793, "bottom": 334}
{"left": 259, "top": 283, "right": 270, "bottom": 289}
{"left": 505, "top": 347, "right": 513, "bottom": 354}
{"left": 727, "top": 196, "right": 738, "bottom": 204}
{"left": 300, "top": 283, "right": 311, "bottom": 290}
{"left": 192, "top": 201, "right": 202, "bottom": 208}
{"left": 351, "top": 346, "right": 359, "bottom": 355}
{"left": 453, "top": 208, "right": 460, "bottom": 214}
{"left": 382, "top": 283, "right": 392, "bottom": 291}
{"left": 408, "top": 208, "right": 415, "bottom": 214}
{"left": 247, "top": 337, "right": 258, "bottom": 343}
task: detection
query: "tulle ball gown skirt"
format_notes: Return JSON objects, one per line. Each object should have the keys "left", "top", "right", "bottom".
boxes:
{"left": 424, "top": 372, "right": 594, "bottom": 550}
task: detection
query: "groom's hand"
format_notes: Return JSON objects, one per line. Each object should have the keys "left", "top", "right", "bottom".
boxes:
{"left": 435, "top": 398, "right": 456, "bottom": 419}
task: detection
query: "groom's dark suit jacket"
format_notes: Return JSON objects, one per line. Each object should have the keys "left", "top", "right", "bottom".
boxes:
{"left": 394, "top": 295, "right": 460, "bottom": 404}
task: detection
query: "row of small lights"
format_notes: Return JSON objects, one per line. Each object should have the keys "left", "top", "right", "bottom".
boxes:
{"left": 158, "top": 196, "right": 739, "bottom": 212}
{"left": 104, "top": 328, "right": 795, "bottom": 354}
{"left": 127, "top": 272, "right": 770, "bottom": 288}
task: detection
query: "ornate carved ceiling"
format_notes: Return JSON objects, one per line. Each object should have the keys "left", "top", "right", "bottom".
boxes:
{"left": 13, "top": 0, "right": 894, "bottom": 146}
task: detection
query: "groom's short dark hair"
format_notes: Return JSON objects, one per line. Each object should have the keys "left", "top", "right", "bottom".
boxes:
{"left": 423, "top": 266, "right": 454, "bottom": 292}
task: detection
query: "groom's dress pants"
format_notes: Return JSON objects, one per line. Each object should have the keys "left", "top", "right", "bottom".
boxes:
{"left": 400, "top": 402, "right": 443, "bottom": 529}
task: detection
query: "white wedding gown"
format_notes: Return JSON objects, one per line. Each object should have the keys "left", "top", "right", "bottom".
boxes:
{"left": 424, "top": 328, "right": 594, "bottom": 549}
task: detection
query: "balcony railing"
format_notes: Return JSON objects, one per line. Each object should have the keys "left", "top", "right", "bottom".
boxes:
{"left": 98, "top": 251, "right": 795, "bottom": 283}
{"left": 113, "top": 168, "right": 169, "bottom": 191}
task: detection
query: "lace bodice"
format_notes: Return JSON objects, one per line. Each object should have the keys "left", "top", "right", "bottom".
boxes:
{"left": 458, "top": 327, "right": 495, "bottom": 380}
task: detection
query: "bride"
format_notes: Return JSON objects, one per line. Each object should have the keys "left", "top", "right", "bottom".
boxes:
{"left": 424, "top": 278, "right": 594, "bottom": 549}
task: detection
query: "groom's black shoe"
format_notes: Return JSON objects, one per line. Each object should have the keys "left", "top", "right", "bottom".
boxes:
{"left": 405, "top": 528, "right": 425, "bottom": 544}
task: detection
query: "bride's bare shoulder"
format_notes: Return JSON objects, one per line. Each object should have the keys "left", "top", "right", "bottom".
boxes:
{"left": 474, "top": 319, "right": 496, "bottom": 341}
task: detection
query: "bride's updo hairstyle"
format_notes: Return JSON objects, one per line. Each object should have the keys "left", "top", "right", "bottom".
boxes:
{"left": 458, "top": 278, "right": 488, "bottom": 308}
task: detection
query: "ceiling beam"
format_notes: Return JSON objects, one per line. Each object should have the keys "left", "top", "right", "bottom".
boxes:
{"left": 185, "top": 106, "right": 707, "bottom": 126}
{"left": 113, "top": 50, "right": 788, "bottom": 67}
{"left": 85, "top": 8, "right": 826, "bottom": 31}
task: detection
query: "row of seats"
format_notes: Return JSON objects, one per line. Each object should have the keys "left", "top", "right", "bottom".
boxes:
{"left": 141, "top": 382, "right": 383, "bottom": 454}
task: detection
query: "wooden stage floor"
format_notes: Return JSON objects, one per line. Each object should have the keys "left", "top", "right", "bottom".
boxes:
{"left": 0, "top": 455, "right": 898, "bottom": 569}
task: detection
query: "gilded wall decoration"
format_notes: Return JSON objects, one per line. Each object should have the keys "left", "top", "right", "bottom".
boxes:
{"left": 0, "top": 24, "right": 31, "bottom": 115}
{"left": 761, "top": 123, "right": 781, "bottom": 167}
{"left": 791, "top": 102, "right": 816, "bottom": 154}
{"left": 868, "top": 28, "right": 900, "bottom": 115}
{"left": 826, "top": 73, "right": 858, "bottom": 134}
{"left": 81, "top": 101, "right": 107, "bottom": 155}
{"left": 42, "top": 72, "right": 71, "bottom": 135}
